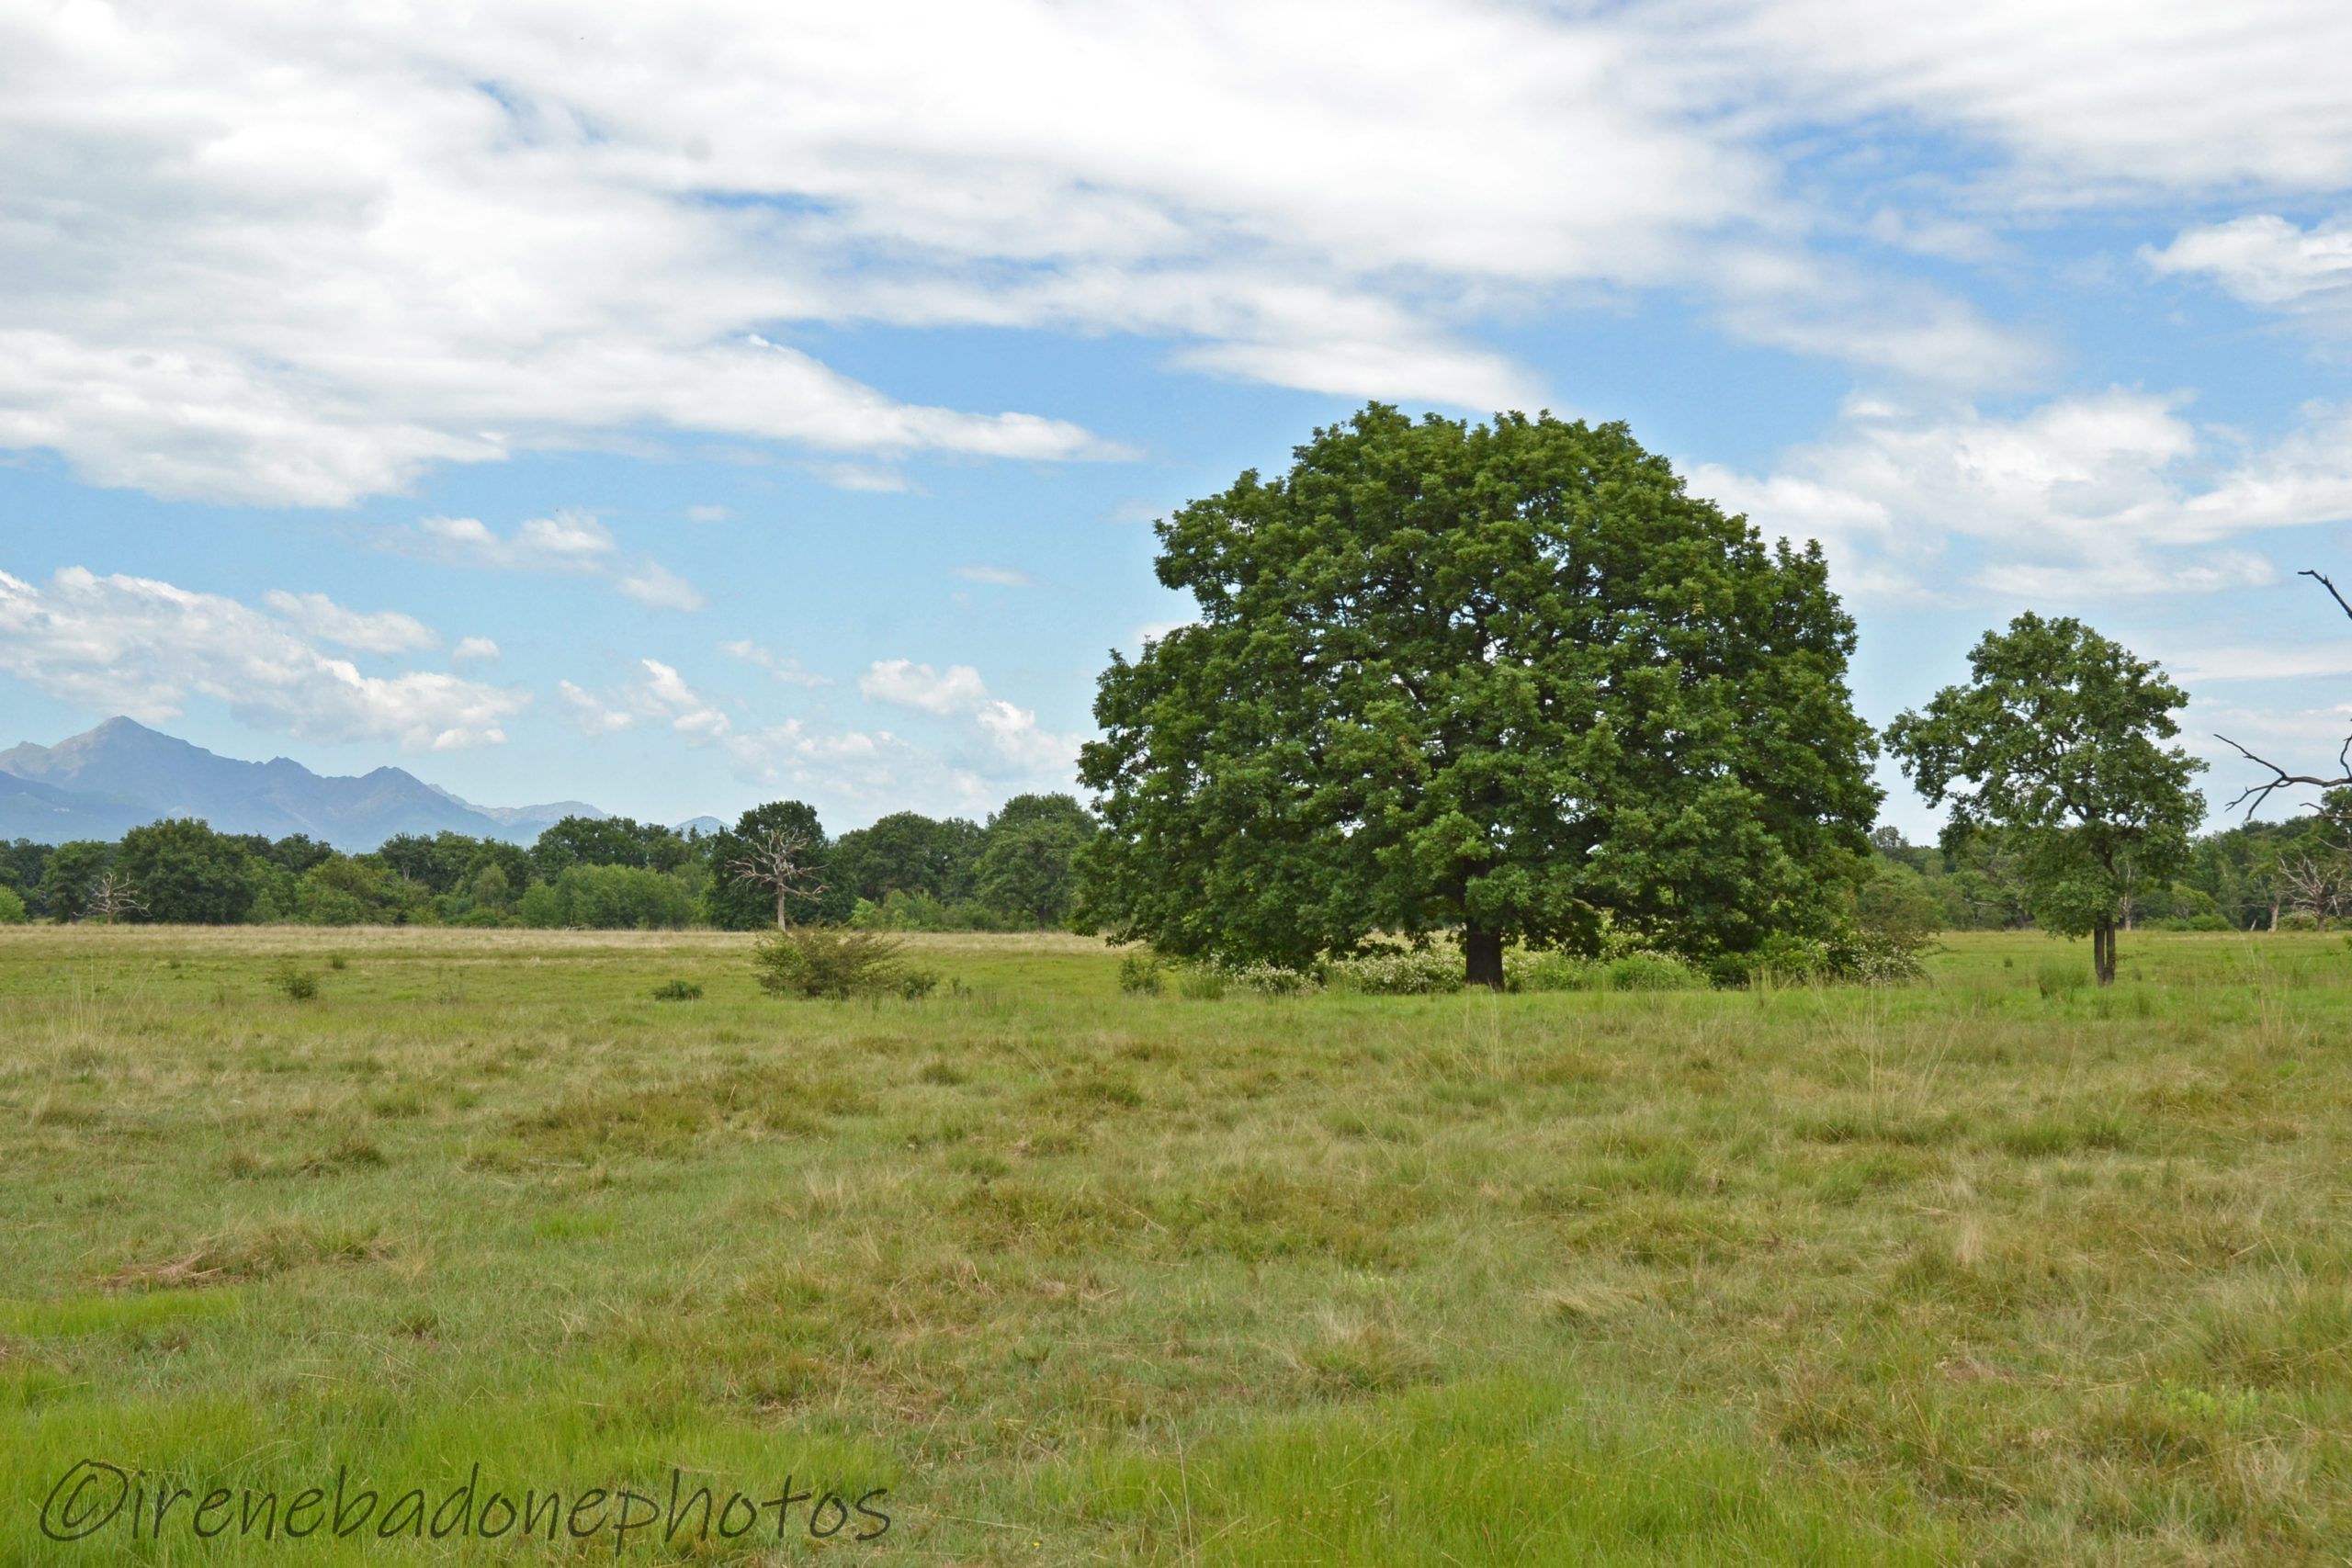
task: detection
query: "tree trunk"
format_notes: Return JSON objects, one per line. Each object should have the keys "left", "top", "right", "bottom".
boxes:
{"left": 1464, "top": 926, "right": 1505, "bottom": 991}
{"left": 2093, "top": 919, "right": 2116, "bottom": 987}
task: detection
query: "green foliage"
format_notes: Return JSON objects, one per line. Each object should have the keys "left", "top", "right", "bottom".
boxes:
{"left": 293, "top": 854, "right": 430, "bottom": 926}
{"left": 1080, "top": 403, "right": 1881, "bottom": 985}
{"left": 751, "top": 927, "right": 940, "bottom": 999}
{"left": 520, "top": 864, "right": 695, "bottom": 930}
{"left": 1887, "top": 615, "right": 2205, "bottom": 982}
{"left": 1173, "top": 965, "right": 1229, "bottom": 1000}
{"left": 850, "top": 888, "right": 1000, "bottom": 931}
{"left": 1326, "top": 948, "right": 1464, "bottom": 995}
{"left": 974, "top": 794, "right": 1096, "bottom": 927}
{"left": 0, "top": 885, "right": 26, "bottom": 924}
{"left": 530, "top": 815, "right": 691, "bottom": 879}
{"left": 650, "top": 979, "right": 704, "bottom": 1001}
{"left": 270, "top": 964, "right": 321, "bottom": 1000}
{"left": 1115, "top": 951, "right": 1166, "bottom": 995}
{"left": 0, "top": 839, "right": 52, "bottom": 916}
{"left": 831, "top": 811, "right": 982, "bottom": 906}
{"left": 1748, "top": 927, "right": 1930, "bottom": 987}
{"left": 115, "top": 818, "right": 254, "bottom": 924}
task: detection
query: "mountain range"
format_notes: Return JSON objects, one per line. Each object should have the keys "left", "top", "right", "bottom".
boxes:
{"left": 0, "top": 718, "right": 609, "bottom": 852}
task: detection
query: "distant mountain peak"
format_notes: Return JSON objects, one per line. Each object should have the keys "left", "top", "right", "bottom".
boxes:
{"left": 0, "top": 719, "right": 609, "bottom": 851}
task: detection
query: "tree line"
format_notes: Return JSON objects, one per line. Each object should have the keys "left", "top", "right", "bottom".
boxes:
{"left": 0, "top": 794, "right": 1097, "bottom": 931}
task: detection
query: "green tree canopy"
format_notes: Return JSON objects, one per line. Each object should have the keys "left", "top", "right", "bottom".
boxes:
{"left": 1078, "top": 403, "right": 1883, "bottom": 987}
{"left": 831, "top": 812, "right": 981, "bottom": 904}
{"left": 36, "top": 840, "right": 112, "bottom": 923}
{"left": 976, "top": 794, "right": 1096, "bottom": 927}
{"left": 1884, "top": 614, "right": 2206, "bottom": 985}
{"left": 530, "top": 816, "right": 688, "bottom": 879}
{"left": 115, "top": 818, "right": 255, "bottom": 924}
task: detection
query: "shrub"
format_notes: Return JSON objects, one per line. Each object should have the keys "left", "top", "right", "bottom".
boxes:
{"left": 2277, "top": 910, "right": 2323, "bottom": 932}
{"left": 1506, "top": 949, "right": 1600, "bottom": 992}
{"left": 1820, "top": 928, "right": 1932, "bottom": 987}
{"left": 650, "top": 979, "right": 704, "bottom": 1001}
{"left": 1174, "top": 965, "right": 1229, "bottom": 1000}
{"left": 1218, "top": 959, "right": 1321, "bottom": 996}
{"left": 1328, "top": 948, "right": 1463, "bottom": 995}
{"left": 272, "top": 965, "right": 321, "bottom": 1001}
{"left": 2036, "top": 960, "right": 2086, "bottom": 998}
{"left": 0, "top": 886, "right": 26, "bottom": 925}
{"left": 752, "top": 927, "right": 940, "bottom": 1000}
{"left": 1116, "top": 951, "right": 1166, "bottom": 995}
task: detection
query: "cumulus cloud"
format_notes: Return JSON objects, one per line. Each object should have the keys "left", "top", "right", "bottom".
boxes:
{"left": 616, "top": 560, "right": 707, "bottom": 613}
{"left": 1675, "top": 1, "right": 2352, "bottom": 203}
{"left": 451, "top": 636, "right": 501, "bottom": 663}
{"left": 390, "top": 510, "right": 706, "bottom": 612}
{"left": 861, "top": 659, "right": 992, "bottom": 716}
{"left": 2145, "top": 215, "right": 2352, "bottom": 323}
{"left": 560, "top": 658, "right": 730, "bottom": 739}
{"left": 0, "top": 0, "right": 2114, "bottom": 509}
{"left": 722, "top": 638, "right": 830, "bottom": 687}
{"left": 1690, "top": 390, "right": 2352, "bottom": 604}
{"left": 261, "top": 590, "right": 437, "bottom": 654}
{"left": 0, "top": 567, "right": 524, "bottom": 749}
{"left": 409, "top": 512, "right": 618, "bottom": 572}
{"left": 860, "top": 657, "right": 1080, "bottom": 774}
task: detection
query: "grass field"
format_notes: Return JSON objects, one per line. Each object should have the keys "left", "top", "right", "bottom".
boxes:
{"left": 3, "top": 925, "right": 2348, "bottom": 1564}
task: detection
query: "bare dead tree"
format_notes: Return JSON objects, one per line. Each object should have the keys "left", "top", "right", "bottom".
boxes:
{"left": 87, "top": 870, "right": 145, "bottom": 923}
{"left": 2219, "top": 570, "right": 2352, "bottom": 816}
{"left": 2273, "top": 847, "right": 2352, "bottom": 929}
{"left": 727, "top": 829, "right": 826, "bottom": 928}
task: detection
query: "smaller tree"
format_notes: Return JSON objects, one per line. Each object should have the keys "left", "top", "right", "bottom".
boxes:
{"left": 1885, "top": 614, "right": 2205, "bottom": 986}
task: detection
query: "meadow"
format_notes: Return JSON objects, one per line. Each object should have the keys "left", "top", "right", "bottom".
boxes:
{"left": 2, "top": 925, "right": 2347, "bottom": 1564}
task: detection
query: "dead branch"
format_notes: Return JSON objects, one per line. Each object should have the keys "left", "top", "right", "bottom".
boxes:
{"left": 2217, "top": 570, "right": 2352, "bottom": 817}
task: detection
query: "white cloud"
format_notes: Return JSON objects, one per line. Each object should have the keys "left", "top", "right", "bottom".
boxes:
{"left": 0, "top": 0, "right": 2091, "bottom": 509}
{"left": 2144, "top": 215, "right": 2352, "bottom": 321}
{"left": 561, "top": 658, "right": 730, "bottom": 739}
{"left": 859, "top": 657, "right": 1080, "bottom": 774}
{"left": 1678, "top": 2, "right": 2352, "bottom": 203}
{"left": 412, "top": 511, "right": 616, "bottom": 572}
{"left": 392, "top": 509, "right": 705, "bottom": 612}
{"left": 953, "top": 564, "right": 1034, "bottom": 588}
{"left": 0, "top": 567, "right": 524, "bottom": 749}
{"left": 558, "top": 680, "right": 637, "bottom": 736}
{"left": 451, "top": 636, "right": 501, "bottom": 664}
{"left": 811, "top": 463, "right": 921, "bottom": 494}
{"left": 861, "top": 659, "right": 991, "bottom": 716}
{"left": 1692, "top": 391, "right": 2352, "bottom": 604}
{"left": 685, "top": 504, "right": 731, "bottom": 522}
{"left": 722, "top": 638, "right": 830, "bottom": 687}
{"left": 616, "top": 560, "right": 707, "bottom": 613}
{"left": 261, "top": 590, "right": 437, "bottom": 654}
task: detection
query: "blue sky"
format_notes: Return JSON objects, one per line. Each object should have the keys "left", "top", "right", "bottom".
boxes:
{"left": 5, "top": 1, "right": 2352, "bottom": 837}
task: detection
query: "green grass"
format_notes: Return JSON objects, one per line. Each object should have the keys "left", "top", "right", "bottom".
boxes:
{"left": 0, "top": 925, "right": 2347, "bottom": 1563}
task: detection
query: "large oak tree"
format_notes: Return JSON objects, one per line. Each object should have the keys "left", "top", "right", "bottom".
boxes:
{"left": 1078, "top": 404, "right": 1882, "bottom": 987}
